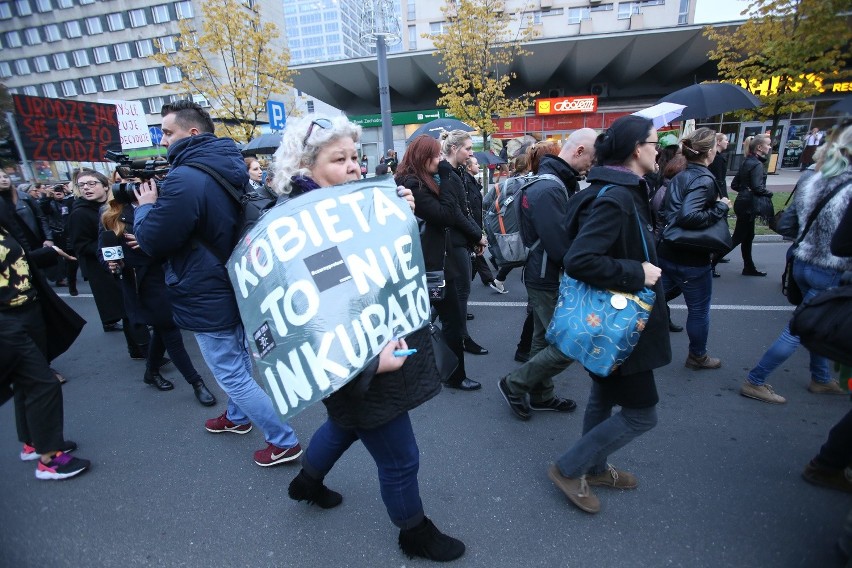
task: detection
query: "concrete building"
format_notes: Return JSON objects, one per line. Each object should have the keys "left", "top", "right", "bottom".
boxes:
{"left": 0, "top": 0, "right": 327, "bottom": 156}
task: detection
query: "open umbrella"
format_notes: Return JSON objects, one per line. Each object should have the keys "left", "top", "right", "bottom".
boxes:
{"left": 632, "top": 102, "right": 686, "bottom": 128}
{"left": 829, "top": 95, "right": 852, "bottom": 114}
{"left": 473, "top": 151, "right": 506, "bottom": 167}
{"left": 241, "top": 132, "right": 282, "bottom": 155}
{"left": 407, "top": 118, "right": 475, "bottom": 142}
{"left": 658, "top": 82, "right": 762, "bottom": 120}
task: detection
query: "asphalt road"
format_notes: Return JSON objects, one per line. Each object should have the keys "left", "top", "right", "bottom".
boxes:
{"left": 2, "top": 241, "right": 849, "bottom": 568}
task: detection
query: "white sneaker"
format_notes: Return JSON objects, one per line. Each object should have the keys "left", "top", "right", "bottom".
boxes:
{"left": 489, "top": 280, "right": 508, "bottom": 294}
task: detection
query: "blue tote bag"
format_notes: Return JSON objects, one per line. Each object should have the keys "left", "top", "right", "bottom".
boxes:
{"left": 545, "top": 187, "right": 656, "bottom": 377}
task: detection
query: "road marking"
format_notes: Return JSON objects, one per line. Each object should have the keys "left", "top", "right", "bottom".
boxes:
{"left": 468, "top": 301, "right": 793, "bottom": 311}
{"left": 56, "top": 293, "right": 95, "bottom": 298}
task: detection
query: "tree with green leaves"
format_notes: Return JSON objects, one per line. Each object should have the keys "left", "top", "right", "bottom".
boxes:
{"left": 150, "top": 0, "right": 298, "bottom": 142}
{"left": 429, "top": 0, "right": 539, "bottom": 149}
{"left": 704, "top": 0, "right": 851, "bottom": 137}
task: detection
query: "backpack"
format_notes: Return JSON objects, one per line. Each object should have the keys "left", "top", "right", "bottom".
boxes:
{"left": 184, "top": 162, "right": 276, "bottom": 261}
{"left": 485, "top": 173, "right": 566, "bottom": 267}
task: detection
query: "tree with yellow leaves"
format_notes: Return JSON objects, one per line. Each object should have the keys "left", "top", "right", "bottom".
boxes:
{"left": 430, "top": 0, "right": 539, "bottom": 149}
{"left": 151, "top": 0, "right": 297, "bottom": 142}
{"left": 704, "top": 0, "right": 850, "bottom": 137}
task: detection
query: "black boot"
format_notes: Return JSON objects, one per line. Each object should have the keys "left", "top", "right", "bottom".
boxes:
{"left": 288, "top": 470, "right": 342, "bottom": 509}
{"left": 68, "top": 280, "right": 78, "bottom": 296}
{"left": 191, "top": 379, "right": 216, "bottom": 406}
{"left": 143, "top": 368, "right": 174, "bottom": 391}
{"left": 398, "top": 517, "right": 465, "bottom": 562}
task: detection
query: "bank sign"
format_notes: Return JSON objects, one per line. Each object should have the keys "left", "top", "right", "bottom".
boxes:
{"left": 535, "top": 96, "right": 598, "bottom": 115}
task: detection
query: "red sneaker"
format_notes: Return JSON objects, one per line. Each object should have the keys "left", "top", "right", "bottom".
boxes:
{"left": 20, "top": 440, "right": 78, "bottom": 461}
{"left": 254, "top": 443, "right": 303, "bottom": 467}
{"left": 204, "top": 412, "right": 252, "bottom": 434}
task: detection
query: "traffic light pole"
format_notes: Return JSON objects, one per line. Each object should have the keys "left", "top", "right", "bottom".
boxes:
{"left": 5, "top": 111, "right": 34, "bottom": 181}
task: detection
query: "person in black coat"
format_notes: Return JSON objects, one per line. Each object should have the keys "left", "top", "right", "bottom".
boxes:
{"left": 548, "top": 115, "right": 671, "bottom": 515}
{"left": 0, "top": 186, "right": 91, "bottom": 480}
{"left": 657, "top": 128, "right": 731, "bottom": 370}
{"left": 465, "top": 157, "right": 505, "bottom": 295}
{"left": 42, "top": 184, "right": 78, "bottom": 293}
{"left": 730, "top": 135, "right": 773, "bottom": 276}
{"left": 397, "top": 135, "right": 483, "bottom": 391}
{"left": 274, "top": 117, "right": 466, "bottom": 562}
{"left": 99, "top": 199, "right": 216, "bottom": 405}
{"left": 439, "top": 130, "right": 490, "bottom": 361}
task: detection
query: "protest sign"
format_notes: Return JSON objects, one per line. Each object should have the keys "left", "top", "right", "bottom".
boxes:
{"left": 228, "top": 177, "right": 430, "bottom": 423}
{"left": 98, "top": 99, "right": 153, "bottom": 149}
{"left": 12, "top": 94, "right": 121, "bottom": 162}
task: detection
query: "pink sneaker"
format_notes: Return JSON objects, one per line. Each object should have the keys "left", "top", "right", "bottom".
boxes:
{"left": 20, "top": 440, "right": 77, "bottom": 461}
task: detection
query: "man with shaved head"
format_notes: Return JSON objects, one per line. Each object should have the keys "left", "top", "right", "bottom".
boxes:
{"left": 498, "top": 127, "right": 597, "bottom": 421}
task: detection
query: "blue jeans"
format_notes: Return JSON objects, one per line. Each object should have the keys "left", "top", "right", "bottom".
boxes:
{"left": 194, "top": 325, "right": 298, "bottom": 448}
{"left": 748, "top": 261, "right": 844, "bottom": 386}
{"left": 660, "top": 258, "right": 713, "bottom": 357}
{"left": 556, "top": 378, "right": 657, "bottom": 478}
{"left": 302, "top": 412, "right": 424, "bottom": 530}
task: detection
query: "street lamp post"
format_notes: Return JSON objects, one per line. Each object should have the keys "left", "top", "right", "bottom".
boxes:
{"left": 360, "top": 0, "right": 401, "bottom": 159}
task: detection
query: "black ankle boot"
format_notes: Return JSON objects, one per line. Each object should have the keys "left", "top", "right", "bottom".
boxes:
{"left": 143, "top": 368, "right": 174, "bottom": 391}
{"left": 288, "top": 470, "right": 342, "bottom": 509}
{"left": 398, "top": 517, "right": 465, "bottom": 562}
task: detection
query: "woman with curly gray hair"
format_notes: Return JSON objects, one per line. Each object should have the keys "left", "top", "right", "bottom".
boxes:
{"left": 273, "top": 115, "right": 467, "bottom": 562}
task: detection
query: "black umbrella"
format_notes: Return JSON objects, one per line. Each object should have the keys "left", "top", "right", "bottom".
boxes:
{"left": 407, "top": 118, "right": 475, "bottom": 142}
{"left": 658, "top": 82, "right": 762, "bottom": 120}
{"left": 241, "top": 132, "right": 282, "bottom": 155}
{"left": 473, "top": 151, "right": 506, "bottom": 166}
{"left": 829, "top": 95, "right": 852, "bottom": 114}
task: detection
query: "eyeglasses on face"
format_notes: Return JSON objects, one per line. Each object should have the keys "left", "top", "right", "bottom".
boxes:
{"left": 303, "top": 118, "right": 333, "bottom": 146}
{"left": 77, "top": 180, "right": 102, "bottom": 188}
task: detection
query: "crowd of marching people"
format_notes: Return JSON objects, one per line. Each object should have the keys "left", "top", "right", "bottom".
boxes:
{"left": 2, "top": 103, "right": 851, "bottom": 562}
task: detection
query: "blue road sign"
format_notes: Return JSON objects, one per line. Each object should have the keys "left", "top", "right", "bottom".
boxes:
{"left": 149, "top": 126, "right": 163, "bottom": 146}
{"left": 267, "top": 100, "right": 286, "bottom": 131}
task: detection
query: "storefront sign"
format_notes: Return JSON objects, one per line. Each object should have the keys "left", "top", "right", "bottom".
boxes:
{"left": 832, "top": 82, "right": 852, "bottom": 92}
{"left": 12, "top": 94, "right": 121, "bottom": 162}
{"left": 348, "top": 109, "right": 455, "bottom": 127}
{"left": 535, "top": 96, "right": 598, "bottom": 115}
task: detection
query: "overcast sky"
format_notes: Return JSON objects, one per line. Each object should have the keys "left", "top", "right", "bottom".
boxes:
{"left": 695, "top": 0, "right": 751, "bottom": 23}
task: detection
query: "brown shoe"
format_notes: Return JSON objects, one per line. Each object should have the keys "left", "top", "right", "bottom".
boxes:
{"left": 586, "top": 464, "right": 638, "bottom": 489}
{"left": 802, "top": 460, "right": 852, "bottom": 493}
{"left": 685, "top": 352, "right": 722, "bottom": 370}
{"left": 547, "top": 465, "right": 600, "bottom": 513}
{"left": 807, "top": 380, "right": 847, "bottom": 395}
{"left": 740, "top": 381, "right": 786, "bottom": 404}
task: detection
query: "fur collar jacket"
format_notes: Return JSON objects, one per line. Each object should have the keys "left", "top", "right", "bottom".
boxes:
{"left": 794, "top": 167, "right": 852, "bottom": 272}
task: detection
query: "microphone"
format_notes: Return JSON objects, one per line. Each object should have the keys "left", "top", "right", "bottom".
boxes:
{"left": 101, "top": 231, "right": 125, "bottom": 279}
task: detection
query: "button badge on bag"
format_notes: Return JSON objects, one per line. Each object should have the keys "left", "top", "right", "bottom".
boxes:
{"left": 610, "top": 294, "right": 628, "bottom": 310}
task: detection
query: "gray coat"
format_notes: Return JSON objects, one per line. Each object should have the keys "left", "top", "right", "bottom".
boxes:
{"left": 794, "top": 167, "right": 852, "bottom": 272}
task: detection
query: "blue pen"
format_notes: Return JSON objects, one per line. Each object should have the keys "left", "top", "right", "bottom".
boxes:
{"left": 393, "top": 348, "right": 417, "bottom": 357}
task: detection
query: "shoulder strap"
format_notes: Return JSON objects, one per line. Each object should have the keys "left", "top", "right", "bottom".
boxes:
{"left": 594, "top": 184, "right": 650, "bottom": 263}
{"left": 796, "top": 183, "right": 847, "bottom": 244}
{"left": 184, "top": 162, "right": 244, "bottom": 205}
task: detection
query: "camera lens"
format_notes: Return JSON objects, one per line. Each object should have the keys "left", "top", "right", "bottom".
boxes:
{"left": 111, "top": 182, "right": 138, "bottom": 205}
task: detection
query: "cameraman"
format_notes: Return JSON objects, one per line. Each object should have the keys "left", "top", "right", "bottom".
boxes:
{"left": 132, "top": 100, "right": 303, "bottom": 467}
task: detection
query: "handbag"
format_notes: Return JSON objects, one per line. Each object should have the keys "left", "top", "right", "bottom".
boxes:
{"left": 428, "top": 322, "right": 458, "bottom": 383}
{"left": 425, "top": 228, "right": 450, "bottom": 303}
{"left": 781, "top": 245, "right": 803, "bottom": 305}
{"left": 781, "top": 183, "right": 847, "bottom": 305}
{"left": 545, "top": 187, "right": 656, "bottom": 377}
{"left": 790, "top": 282, "right": 852, "bottom": 367}
{"left": 660, "top": 174, "right": 733, "bottom": 255}
{"left": 771, "top": 188, "right": 798, "bottom": 239}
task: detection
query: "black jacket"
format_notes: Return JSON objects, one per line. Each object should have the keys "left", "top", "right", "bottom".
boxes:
{"left": 520, "top": 154, "right": 581, "bottom": 291}
{"left": 399, "top": 173, "right": 480, "bottom": 281}
{"left": 437, "top": 160, "right": 482, "bottom": 249}
{"left": 463, "top": 171, "right": 484, "bottom": 229}
{"left": 322, "top": 326, "right": 441, "bottom": 430}
{"left": 708, "top": 153, "right": 728, "bottom": 199}
{"left": 657, "top": 163, "right": 730, "bottom": 266}
{"left": 731, "top": 155, "right": 770, "bottom": 215}
{"left": 69, "top": 197, "right": 126, "bottom": 324}
{"left": 564, "top": 166, "right": 671, "bottom": 406}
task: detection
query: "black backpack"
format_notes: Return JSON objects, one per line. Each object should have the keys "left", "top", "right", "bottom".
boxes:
{"left": 185, "top": 162, "right": 276, "bottom": 261}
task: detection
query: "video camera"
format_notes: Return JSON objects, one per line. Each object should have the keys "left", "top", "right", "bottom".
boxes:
{"left": 104, "top": 150, "right": 170, "bottom": 205}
